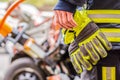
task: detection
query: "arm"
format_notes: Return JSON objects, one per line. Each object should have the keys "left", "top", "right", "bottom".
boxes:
{"left": 53, "top": 0, "right": 87, "bottom": 29}
{"left": 53, "top": 0, "right": 78, "bottom": 29}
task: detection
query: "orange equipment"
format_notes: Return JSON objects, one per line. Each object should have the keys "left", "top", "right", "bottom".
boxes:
{"left": 0, "top": 0, "right": 25, "bottom": 38}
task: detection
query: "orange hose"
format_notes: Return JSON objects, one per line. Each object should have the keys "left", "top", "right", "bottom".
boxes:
{"left": 0, "top": 0, "right": 25, "bottom": 29}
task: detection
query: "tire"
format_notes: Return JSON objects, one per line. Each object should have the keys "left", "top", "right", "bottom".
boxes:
{"left": 4, "top": 57, "right": 46, "bottom": 80}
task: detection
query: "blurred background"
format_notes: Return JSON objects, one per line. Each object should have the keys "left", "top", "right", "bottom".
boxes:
{"left": 0, "top": 0, "right": 57, "bottom": 80}
{"left": 1, "top": 0, "right": 57, "bottom": 10}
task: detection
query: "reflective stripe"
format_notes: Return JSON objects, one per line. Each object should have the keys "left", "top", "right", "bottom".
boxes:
{"left": 100, "top": 28, "right": 120, "bottom": 42}
{"left": 89, "top": 18, "right": 120, "bottom": 24}
{"left": 111, "top": 67, "right": 116, "bottom": 80}
{"left": 86, "top": 10, "right": 120, "bottom": 24}
{"left": 87, "top": 10, "right": 120, "bottom": 14}
{"left": 89, "top": 14, "right": 120, "bottom": 18}
{"left": 102, "top": 67, "right": 107, "bottom": 80}
{"left": 102, "top": 67, "right": 116, "bottom": 80}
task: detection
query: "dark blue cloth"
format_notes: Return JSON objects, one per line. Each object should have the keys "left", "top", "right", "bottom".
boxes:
{"left": 54, "top": 0, "right": 120, "bottom": 12}
{"left": 54, "top": 0, "right": 77, "bottom": 13}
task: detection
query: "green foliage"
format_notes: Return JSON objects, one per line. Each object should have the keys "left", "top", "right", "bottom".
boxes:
{"left": 25, "top": 0, "right": 57, "bottom": 7}
{"left": 0, "top": 0, "right": 58, "bottom": 7}
{"left": 0, "top": 0, "right": 7, "bottom": 2}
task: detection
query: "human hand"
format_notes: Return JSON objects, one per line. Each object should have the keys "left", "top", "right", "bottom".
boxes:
{"left": 53, "top": 10, "right": 77, "bottom": 29}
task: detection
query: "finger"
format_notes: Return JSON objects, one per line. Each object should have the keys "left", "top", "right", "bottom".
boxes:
{"left": 85, "top": 42, "right": 100, "bottom": 65}
{"left": 67, "top": 12, "right": 77, "bottom": 28}
{"left": 61, "top": 11, "right": 73, "bottom": 29}
{"left": 56, "top": 10, "right": 69, "bottom": 29}
{"left": 56, "top": 11, "right": 62, "bottom": 25}
{"left": 53, "top": 14, "right": 63, "bottom": 30}
{"left": 79, "top": 45, "right": 90, "bottom": 59}
{"left": 91, "top": 37, "right": 108, "bottom": 58}
{"left": 53, "top": 11, "right": 58, "bottom": 26}
{"left": 54, "top": 11, "right": 66, "bottom": 29}
{"left": 97, "top": 32, "right": 112, "bottom": 50}
{"left": 75, "top": 52, "right": 93, "bottom": 71}
{"left": 70, "top": 55, "right": 83, "bottom": 74}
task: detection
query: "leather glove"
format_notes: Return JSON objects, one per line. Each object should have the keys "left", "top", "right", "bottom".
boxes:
{"left": 66, "top": 10, "right": 112, "bottom": 74}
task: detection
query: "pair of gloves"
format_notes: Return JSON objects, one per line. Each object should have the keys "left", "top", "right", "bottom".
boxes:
{"left": 62, "top": 10, "right": 112, "bottom": 74}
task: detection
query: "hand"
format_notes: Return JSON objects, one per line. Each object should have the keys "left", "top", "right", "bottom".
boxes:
{"left": 69, "top": 23, "right": 112, "bottom": 74}
{"left": 66, "top": 10, "right": 112, "bottom": 74}
{"left": 53, "top": 10, "right": 77, "bottom": 29}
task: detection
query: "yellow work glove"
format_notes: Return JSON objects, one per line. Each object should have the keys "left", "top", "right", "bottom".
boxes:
{"left": 63, "top": 10, "right": 112, "bottom": 74}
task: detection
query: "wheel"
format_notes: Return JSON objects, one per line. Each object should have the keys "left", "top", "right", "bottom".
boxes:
{"left": 4, "top": 57, "right": 46, "bottom": 80}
